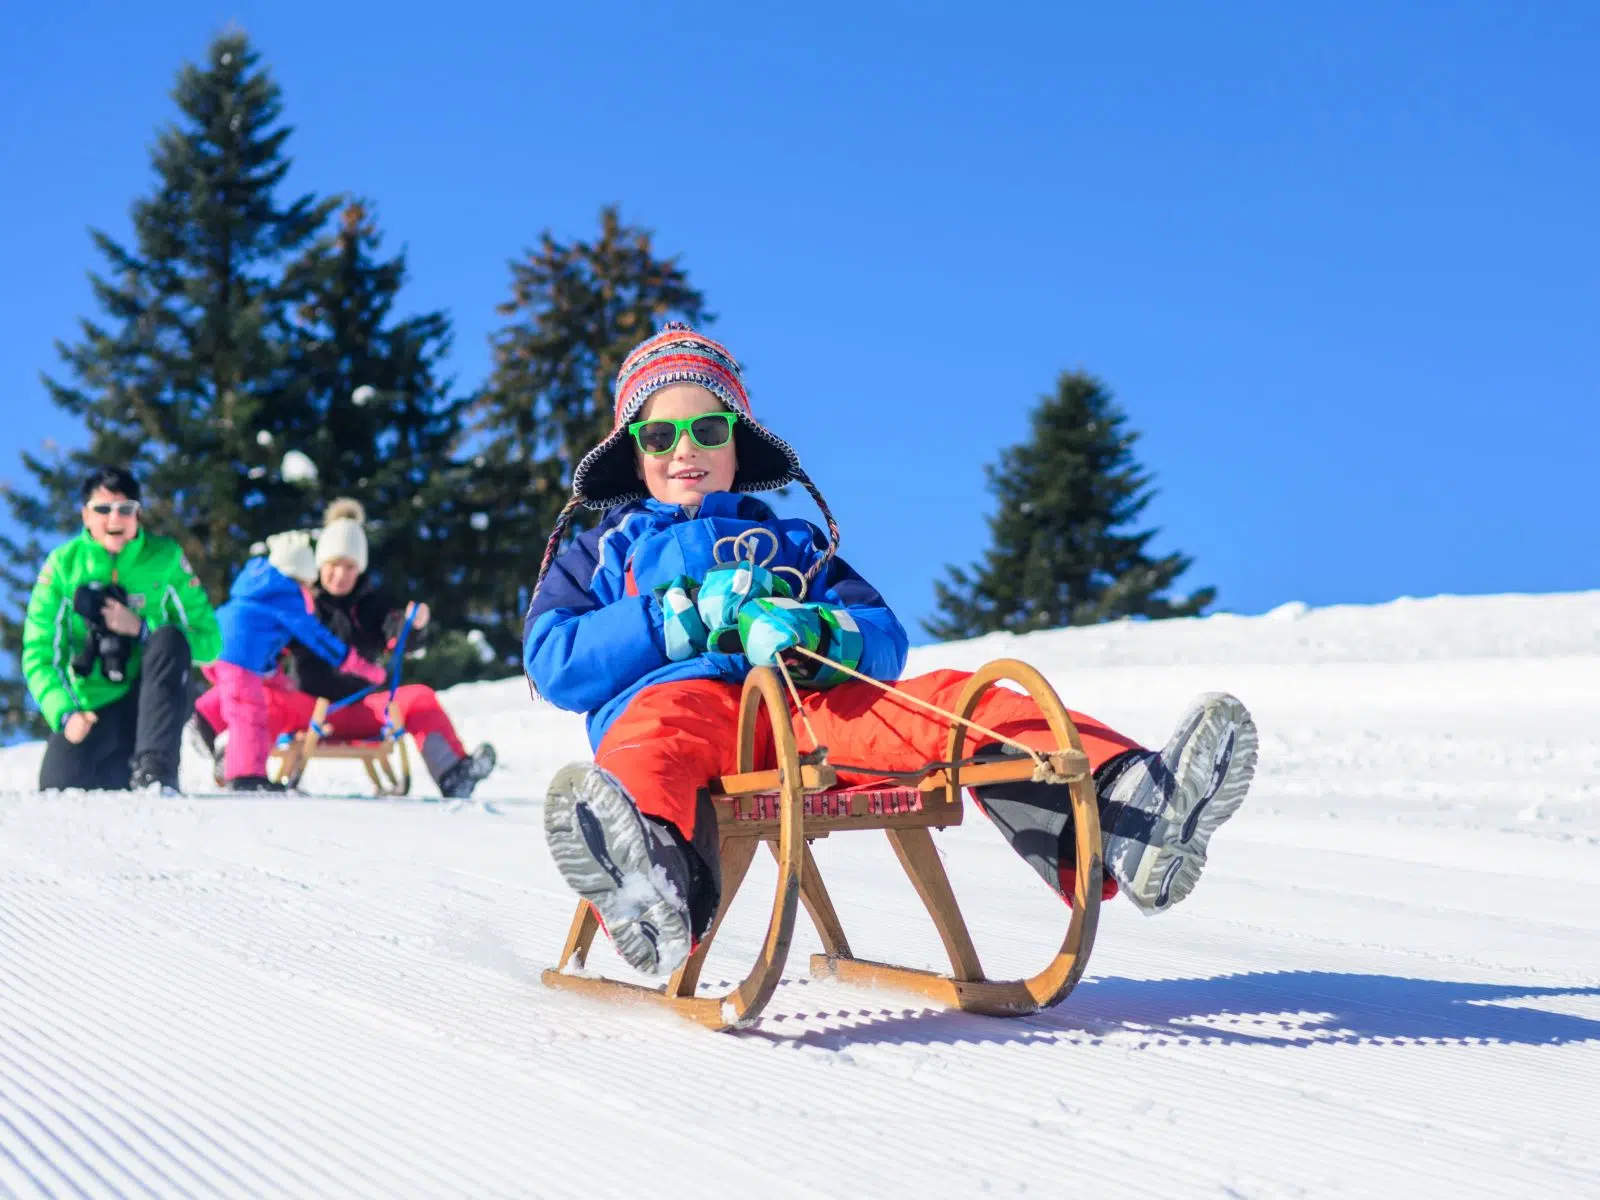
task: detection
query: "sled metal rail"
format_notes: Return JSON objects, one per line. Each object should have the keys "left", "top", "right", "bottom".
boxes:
{"left": 541, "top": 658, "right": 1103, "bottom": 1032}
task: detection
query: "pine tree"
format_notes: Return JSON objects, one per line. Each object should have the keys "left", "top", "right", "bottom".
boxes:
{"left": 467, "top": 207, "right": 710, "bottom": 652}
{"left": 276, "top": 199, "right": 512, "bottom": 686}
{"left": 278, "top": 202, "right": 480, "bottom": 625}
{"left": 0, "top": 32, "right": 333, "bottom": 735}
{"left": 926, "top": 371, "right": 1214, "bottom": 640}
{"left": 0, "top": 465, "right": 64, "bottom": 735}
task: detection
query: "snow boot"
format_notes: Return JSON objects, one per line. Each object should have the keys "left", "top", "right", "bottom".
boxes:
{"left": 544, "top": 762, "right": 697, "bottom": 976}
{"left": 226, "top": 775, "right": 288, "bottom": 794}
{"left": 130, "top": 752, "right": 180, "bottom": 795}
{"left": 435, "top": 742, "right": 498, "bottom": 800}
{"left": 1098, "top": 692, "right": 1258, "bottom": 913}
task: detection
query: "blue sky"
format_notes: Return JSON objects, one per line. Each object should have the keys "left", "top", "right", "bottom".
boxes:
{"left": 2, "top": 1, "right": 1595, "bottom": 637}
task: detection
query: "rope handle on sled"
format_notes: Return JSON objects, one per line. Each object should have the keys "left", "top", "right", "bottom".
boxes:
{"left": 312, "top": 603, "right": 421, "bottom": 738}
{"left": 712, "top": 528, "right": 809, "bottom": 601}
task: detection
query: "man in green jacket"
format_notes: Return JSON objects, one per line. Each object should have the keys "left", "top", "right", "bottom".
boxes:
{"left": 23, "top": 465, "right": 221, "bottom": 791}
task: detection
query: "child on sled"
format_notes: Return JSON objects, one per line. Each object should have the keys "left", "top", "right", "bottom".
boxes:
{"left": 197, "top": 506, "right": 497, "bottom": 798}
{"left": 526, "top": 324, "right": 1258, "bottom": 975}
{"left": 199, "top": 531, "right": 372, "bottom": 791}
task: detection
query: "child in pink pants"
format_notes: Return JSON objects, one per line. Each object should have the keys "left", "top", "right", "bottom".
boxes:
{"left": 201, "top": 533, "right": 367, "bottom": 791}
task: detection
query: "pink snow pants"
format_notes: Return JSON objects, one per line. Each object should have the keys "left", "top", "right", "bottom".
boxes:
{"left": 196, "top": 671, "right": 467, "bottom": 782}
{"left": 201, "top": 661, "right": 277, "bottom": 780}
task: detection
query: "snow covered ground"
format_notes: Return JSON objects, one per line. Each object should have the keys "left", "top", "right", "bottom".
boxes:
{"left": 2, "top": 591, "right": 1598, "bottom": 1198}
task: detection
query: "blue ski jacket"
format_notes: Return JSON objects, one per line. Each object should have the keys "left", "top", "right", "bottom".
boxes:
{"left": 524, "top": 492, "right": 908, "bottom": 748}
{"left": 216, "top": 558, "right": 351, "bottom": 676}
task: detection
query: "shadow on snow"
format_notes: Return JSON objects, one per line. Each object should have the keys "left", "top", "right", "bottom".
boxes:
{"left": 743, "top": 970, "right": 1600, "bottom": 1051}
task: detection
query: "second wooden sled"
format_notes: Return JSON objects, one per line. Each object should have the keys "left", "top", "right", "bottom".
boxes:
{"left": 268, "top": 696, "right": 413, "bottom": 796}
{"left": 541, "top": 658, "right": 1103, "bottom": 1032}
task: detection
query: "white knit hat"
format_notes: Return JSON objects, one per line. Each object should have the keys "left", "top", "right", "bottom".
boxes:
{"left": 316, "top": 498, "right": 368, "bottom": 572}
{"left": 265, "top": 530, "right": 319, "bottom": 585}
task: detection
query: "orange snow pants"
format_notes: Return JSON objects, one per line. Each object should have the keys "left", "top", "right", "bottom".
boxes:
{"left": 593, "top": 668, "right": 1143, "bottom": 839}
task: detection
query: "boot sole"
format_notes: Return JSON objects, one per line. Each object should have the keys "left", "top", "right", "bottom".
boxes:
{"left": 544, "top": 764, "right": 692, "bottom": 976}
{"left": 1114, "top": 694, "right": 1259, "bottom": 913}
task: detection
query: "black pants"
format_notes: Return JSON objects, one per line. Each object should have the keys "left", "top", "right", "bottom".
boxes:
{"left": 38, "top": 626, "right": 194, "bottom": 791}
{"left": 972, "top": 747, "right": 1139, "bottom": 896}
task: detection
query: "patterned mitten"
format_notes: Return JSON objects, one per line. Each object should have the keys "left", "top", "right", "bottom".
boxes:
{"left": 655, "top": 576, "right": 710, "bottom": 662}
{"left": 698, "top": 561, "right": 796, "bottom": 652}
{"left": 736, "top": 597, "right": 821, "bottom": 667}
{"left": 340, "top": 648, "right": 386, "bottom": 684}
{"left": 736, "top": 599, "right": 865, "bottom": 687}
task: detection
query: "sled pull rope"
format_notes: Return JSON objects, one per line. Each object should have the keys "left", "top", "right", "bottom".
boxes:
{"left": 713, "top": 528, "right": 809, "bottom": 601}
{"left": 379, "top": 604, "right": 421, "bottom": 739}
{"left": 774, "top": 656, "right": 824, "bottom": 754}
{"left": 788, "top": 646, "right": 1068, "bottom": 783}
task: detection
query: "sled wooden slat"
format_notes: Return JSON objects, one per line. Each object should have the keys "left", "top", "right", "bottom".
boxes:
{"left": 268, "top": 696, "right": 412, "bottom": 797}
{"left": 555, "top": 896, "right": 602, "bottom": 968}
{"left": 669, "top": 837, "right": 760, "bottom": 1001}
{"left": 796, "top": 840, "right": 852, "bottom": 960}
{"left": 541, "top": 658, "right": 1103, "bottom": 1032}
{"left": 713, "top": 787, "right": 964, "bottom": 839}
{"left": 920, "top": 751, "right": 1090, "bottom": 794}
{"left": 710, "top": 762, "right": 837, "bottom": 797}
{"left": 286, "top": 742, "right": 404, "bottom": 761}
{"left": 886, "top": 825, "right": 985, "bottom": 981}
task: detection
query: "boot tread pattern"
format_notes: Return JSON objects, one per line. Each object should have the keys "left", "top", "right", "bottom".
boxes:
{"left": 545, "top": 763, "right": 691, "bottom": 975}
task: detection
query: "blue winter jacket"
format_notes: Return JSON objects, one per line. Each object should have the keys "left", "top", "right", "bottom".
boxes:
{"left": 524, "top": 492, "right": 909, "bottom": 748}
{"left": 217, "top": 558, "right": 350, "bottom": 675}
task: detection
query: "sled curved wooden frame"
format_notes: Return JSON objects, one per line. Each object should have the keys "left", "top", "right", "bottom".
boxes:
{"left": 267, "top": 696, "right": 413, "bottom": 797}
{"left": 541, "top": 658, "right": 1103, "bottom": 1032}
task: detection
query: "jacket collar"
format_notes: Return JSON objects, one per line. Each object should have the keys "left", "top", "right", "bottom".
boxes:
{"left": 76, "top": 527, "right": 147, "bottom": 572}
{"left": 628, "top": 491, "right": 777, "bottom": 527}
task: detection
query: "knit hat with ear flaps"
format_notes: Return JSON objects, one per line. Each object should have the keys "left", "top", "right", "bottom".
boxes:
{"left": 571, "top": 323, "right": 801, "bottom": 509}
{"left": 531, "top": 323, "right": 842, "bottom": 602}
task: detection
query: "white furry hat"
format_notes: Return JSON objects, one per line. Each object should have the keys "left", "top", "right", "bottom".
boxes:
{"left": 316, "top": 498, "right": 368, "bottom": 572}
{"left": 265, "top": 530, "right": 319, "bottom": 586}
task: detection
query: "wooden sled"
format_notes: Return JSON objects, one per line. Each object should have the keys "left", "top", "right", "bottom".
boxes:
{"left": 541, "top": 658, "right": 1103, "bottom": 1032}
{"left": 268, "top": 696, "right": 413, "bottom": 796}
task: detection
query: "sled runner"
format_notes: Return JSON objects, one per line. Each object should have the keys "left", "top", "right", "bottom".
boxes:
{"left": 268, "top": 607, "right": 419, "bottom": 797}
{"left": 541, "top": 658, "right": 1103, "bottom": 1032}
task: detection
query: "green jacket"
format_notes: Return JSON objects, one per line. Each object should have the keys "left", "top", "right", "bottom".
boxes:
{"left": 22, "top": 529, "right": 222, "bottom": 731}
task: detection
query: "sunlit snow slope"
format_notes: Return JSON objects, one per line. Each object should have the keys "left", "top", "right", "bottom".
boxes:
{"left": 2, "top": 591, "right": 1598, "bottom": 1198}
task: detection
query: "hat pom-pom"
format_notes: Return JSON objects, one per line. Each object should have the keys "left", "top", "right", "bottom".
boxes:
{"left": 323, "top": 497, "right": 366, "bottom": 527}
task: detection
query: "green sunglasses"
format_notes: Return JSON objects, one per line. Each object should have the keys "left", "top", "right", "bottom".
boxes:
{"left": 628, "top": 412, "right": 737, "bottom": 456}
